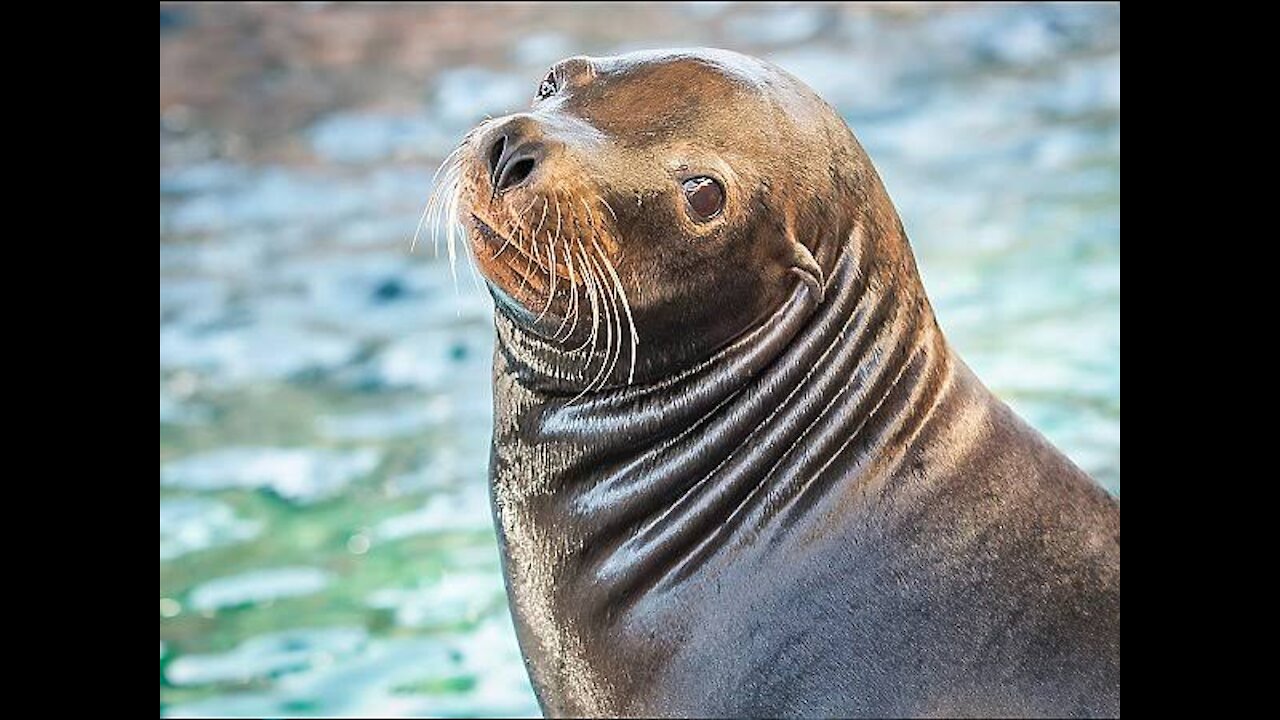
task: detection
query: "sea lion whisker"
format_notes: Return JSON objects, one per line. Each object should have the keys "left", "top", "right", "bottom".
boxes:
{"left": 553, "top": 192, "right": 564, "bottom": 253}
{"left": 581, "top": 228, "right": 615, "bottom": 381}
{"left": 432, "top": 163, "right": 463, "bottom": 261}
{"left": 507, "top": 196, "right": 539, "bottom": 240}
{"left": 459, "top": 179, "right": 486, "bottom": 291}
{"left": 428, "top": 163, "right": 460, "bottom": 282}
{"left": 533, "top": 197, "right": 550, "bottom": 239}
{"left": 423, "top": 151, "right": 465, "bottom": 255}
{"left": 445, "top": 170, "right": 462, "bottom": 298}
{"left": 410, "top": 197, "right": 432, "bottom": 255}
{"left": 493, "top": 196, "right": 538, "bottom": 260}
{"left": 553, "top": 224, "right": 580, "bottom": 342}
{"left": 576, "top": 198, "right": 627, "bottom": 388}
{"left": 587, "top": 247, "right": 623, "bottom": 394}
{"left": 564, "top": 235, "right": 582, "bottom": 341}
{"left": 553, "top": 261, "right": 573, "bottom": 339}
{"left": 558, "top": 245, "right": 579, "bottom": 340}
{"left": 552, "top": 192, "right": 577, "bottom": 341}
{"left": 490, "top": 234, "right": 515, "bottom": 261}
{"left": 491, "top": 215, "right": 523, "bottom": 262}
{"left": 518, "top": 195, "right": 539, "bottom": 221}
{"left": 516, "top": 230, "right": 538, "bottom": 294}
{"left": 572, "top": 215, "right": 607, "bottom": 368}
{"left": 463, "top": 235, "right": 486, "bottom": 292}
{"left": 578, "top": 196, "right": 636, "bottom": 384}
{"left": 460, "top": 168, "right": 498, "bottom": 292}
{"left": 533, "top": 195, "right": 562, "bottom": 322}
{"left": 579, "top": 197, "right": 597, "bottom": 233}
{"left": 550, "top": 192, "right": 570, "bottom": 338}
{"left": 423, "top": 163, "right": 453, "bottom": 256}
{"left": 536, "top": 221, "right": 559, "bottom": 324}
{"left": 604, "top": 259, "right": 627, "bottom": 388}
{"left": 572, "top": 198, "right": 598, "bottom": 350}
{"left": 567, "top": 248, "right": 609, "bottom": 403}
{"left": 593, "top": 235, "right": 639, "bottom": 385}
{"left": 598, "top": 196, "right": 619, "bottom": 224}
{"left": 599, "top": 254, "right": 622, "bottom": 393}
{"left": 545, "top": 220, "right": 558, "bottom": 297}
{"left": 570, "top": 236, "right": 600, "bottom": 356}
{"left": 414, "top": 145, "right": 466, "bottom": 253}
{"left": 505, "top": 198, "right": 536, "bottom": 258}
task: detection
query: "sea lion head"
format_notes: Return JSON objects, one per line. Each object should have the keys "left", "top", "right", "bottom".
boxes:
{"left": 440, "top": 48, "right": 905, "bottom": 392}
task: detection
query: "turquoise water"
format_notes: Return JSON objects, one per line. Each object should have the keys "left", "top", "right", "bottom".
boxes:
{"left": 159, "top": 3, "right": 1119, "bottom": 716}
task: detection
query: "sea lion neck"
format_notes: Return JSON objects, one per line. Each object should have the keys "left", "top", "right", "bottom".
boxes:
{"left": 488, "top": 221, "right": 954, "bottom": 714}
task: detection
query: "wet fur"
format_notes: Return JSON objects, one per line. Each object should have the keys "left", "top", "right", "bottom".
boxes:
{"left": 437, "top": 48, "right": 1120, "bottom": 718}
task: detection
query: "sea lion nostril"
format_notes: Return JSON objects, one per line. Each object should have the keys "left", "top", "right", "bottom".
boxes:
{"left": 505, "top": 158, "right": 535, "bottom": 189}
{"left": 487, "top": 134, "right": 508, "bottom": 186}
{"left": 483, "top": 118, "right": 545, "bottom": 194}
{"left": 493, "top": 148, "right": 539, "bottom": 193}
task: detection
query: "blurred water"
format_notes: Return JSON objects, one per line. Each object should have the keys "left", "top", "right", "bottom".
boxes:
{"left": 159, "top": 3, "right": 1119, "bottom": 716}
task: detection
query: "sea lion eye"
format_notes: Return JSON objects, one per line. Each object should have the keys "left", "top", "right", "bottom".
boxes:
{"left": 535, "top": 71, "right": 557, "bottom": 101}
{"left": 682, "top": 177, "right": 724, "bottom": 220}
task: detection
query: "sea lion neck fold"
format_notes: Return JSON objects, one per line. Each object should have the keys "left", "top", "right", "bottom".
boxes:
{"left": 490, "top": 218, "right": 952, "bottom": 714}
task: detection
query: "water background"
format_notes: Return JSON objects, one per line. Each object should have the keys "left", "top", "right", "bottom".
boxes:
{"left": 159, "top": 3, "right": 1120, "bottom": 716}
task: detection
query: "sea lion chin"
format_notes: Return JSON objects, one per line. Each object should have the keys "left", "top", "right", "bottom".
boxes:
{"left": 441, "top": 48, "right": 1120, "bottom": 718}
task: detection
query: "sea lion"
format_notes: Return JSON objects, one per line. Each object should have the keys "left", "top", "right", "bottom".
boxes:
{"left": 436, "top": 48, "right": 1120, "bottom": 717}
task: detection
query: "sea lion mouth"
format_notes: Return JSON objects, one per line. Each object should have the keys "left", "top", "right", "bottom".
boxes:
{"left": 470, "top": 213, "right": 538, "bottom": 265}
{"left": 422, "top": 120, "right": 640, "bottom": 394}
{"left": 468, "top": 211, "right": 572, "bottom": 288}
{"left": 469, "top": 212, "right": 514, "bottom": 256}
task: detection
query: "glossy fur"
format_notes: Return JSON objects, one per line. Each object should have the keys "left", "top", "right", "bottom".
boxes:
{"left": 453, "top": 49, "right": 1120, "bottom": 718}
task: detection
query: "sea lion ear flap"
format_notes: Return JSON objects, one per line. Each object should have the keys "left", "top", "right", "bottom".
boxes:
{"left": 787, "top": 232, "right": 826, "bottom": 306}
